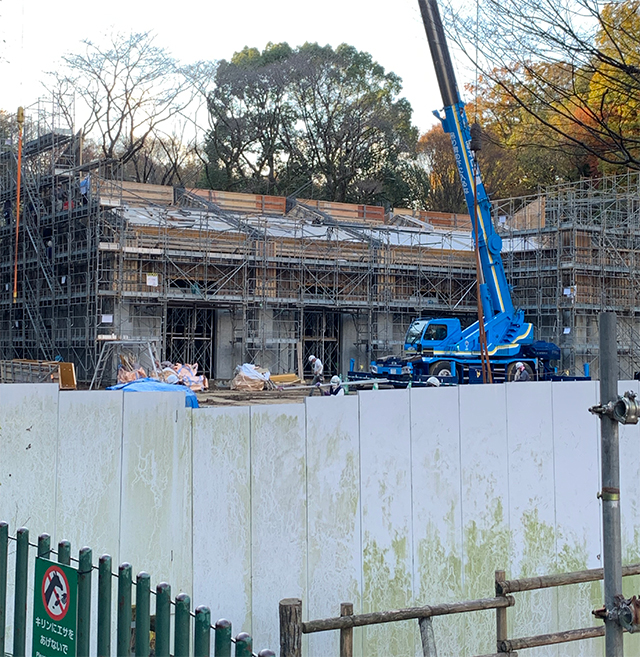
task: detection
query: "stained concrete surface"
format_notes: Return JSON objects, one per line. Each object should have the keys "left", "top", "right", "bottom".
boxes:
{"left": 1, "top": 380, "right": 636, "bottom": 655}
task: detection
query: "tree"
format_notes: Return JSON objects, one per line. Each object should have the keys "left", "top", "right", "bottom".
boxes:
{"left": 204, "top": 42, "right": 423, "bottom": 204}
{"left": 283, "top": 43, "right": 418, "bottom": 203}
{"left": 50, "top": 32, "right": 196, "bottom": 165}
{"left": 448, "top": 0, "right": 640, "bottom": 173}
{"left": 124, "top": 128, "right": 202, "bottom": 187}
{"left": 204, "top": 43, "right": 293, "bottom": 193}
{"left": 418, "top": 124, "right": 466, "bottom": 212}
{"left": 0, "top": 110, "right": 17, "bottom": 144}
{"left": 465, "top": 74, "right": 592, "bottom": 195}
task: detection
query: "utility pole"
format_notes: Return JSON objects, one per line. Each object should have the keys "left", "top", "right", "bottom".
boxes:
{"left": 599, "top": 311, "right": 624, "bottom": 656}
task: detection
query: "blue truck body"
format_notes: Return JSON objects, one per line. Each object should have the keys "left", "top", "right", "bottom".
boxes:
{"left": 355, "top": 0, "right": 583, "bottom": 386}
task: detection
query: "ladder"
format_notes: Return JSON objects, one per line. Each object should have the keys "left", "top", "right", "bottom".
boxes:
{"left": 90, "top": 340, "right": 160, "bottom": 390}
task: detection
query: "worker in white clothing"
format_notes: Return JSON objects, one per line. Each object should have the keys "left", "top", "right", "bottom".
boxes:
{"left": 326, "top": 375, "right": 345, "bottom": 396}
{"left": 308, "top": 354, "right": 324, "bottom": 396}
{"left": 514, "top": 361, "right": 531, "bottom": 382}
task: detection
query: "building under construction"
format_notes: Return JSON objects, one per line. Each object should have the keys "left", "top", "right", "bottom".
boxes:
{"left": 1, "top": 108, "right": 640, "bottom": 383}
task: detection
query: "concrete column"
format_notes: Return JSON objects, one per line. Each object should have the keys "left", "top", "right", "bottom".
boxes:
{"left": 214, "top": 309, "right": 236, "bottom": 380}
{"left": 339, "top": 314, "right": 361, "bottom": 376}
{"left": 375, "top": 312, "right": 395, "bottom": 358}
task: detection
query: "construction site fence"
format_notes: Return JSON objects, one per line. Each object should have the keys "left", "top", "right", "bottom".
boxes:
{"left": 278, "top": 563, "right": 640, "bottom": 657}
{"left": 0, "top": 522, "right": 274, "bottom": 657}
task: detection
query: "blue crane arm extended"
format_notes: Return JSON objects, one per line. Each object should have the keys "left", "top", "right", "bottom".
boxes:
{"left": 417, "top": 0, "right": 514, "bottom": 320}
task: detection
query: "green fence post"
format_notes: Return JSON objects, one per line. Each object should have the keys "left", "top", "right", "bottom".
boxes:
{"left": 194, "top": 606, "right": 211, "bottom": 657}
{"left": 77, "top": 547, "right": 92, "bottom": 657}
{"left": 174, "top": 593, "right": 191, "bottom": 657}
{"left": 117, "top": 563, "right": 132, "bottom": 657}
{"left": 135, "top": 572, "right": 150, "bottom": 657}
{"left": 13, "top": 527, "right": 29, "bottom": 657}
{"left": 37, "top": 533, "right": 51, "bottom": 559}
{"left": 155, "top": 583, "right": 171, "bottom": 657}
{"left": 214, "top": 619, "right": 232, "bottom": 657}
{"left": 98, "top": 555, "right": 112, "bottom": 657}
{"left": 58, "top": 540, "right": 71, "bottom": 566}
{"left": 0, "top": 522, "right": 8, "bottom": 657}
{"left": 235, "top": 633, "right": 252, "bottom": 657}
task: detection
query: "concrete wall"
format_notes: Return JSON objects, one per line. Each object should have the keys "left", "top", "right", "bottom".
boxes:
{"left": 214, "top": 308, "right": 238, "bottom": 379}
{"left": 2, "top": 381, "right": 640, "bottom": 656}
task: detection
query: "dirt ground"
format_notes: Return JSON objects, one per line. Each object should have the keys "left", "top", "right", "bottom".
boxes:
{"left": 197, "top": 386, "right": 319, "bottom": 406}
{"left": 196, "top": 382, "right": 381, "bottom": 406}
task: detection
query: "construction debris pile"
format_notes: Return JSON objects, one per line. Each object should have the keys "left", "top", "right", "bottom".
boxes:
{"left": 229, "top": 364, "right": 303, "bottom": 391}
{"left": 117, "top": 356, "right": 208, "bottom": 392}
{"left": 230, "top": 364, "right": 272, "bottom": 391}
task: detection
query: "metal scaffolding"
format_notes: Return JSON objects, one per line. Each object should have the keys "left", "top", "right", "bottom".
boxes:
{"left": 495, "top": 171, "right": 640, "bottom": 379}
{"left": 7, "top": 106, "right": 640, "bottom": 383}
{"left": 0, "top": 106, "right": 479, "bottom": 383}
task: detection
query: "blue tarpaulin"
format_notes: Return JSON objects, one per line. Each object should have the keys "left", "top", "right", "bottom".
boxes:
{"left": 107, "top": 377, "right": 199, "bottom": 408}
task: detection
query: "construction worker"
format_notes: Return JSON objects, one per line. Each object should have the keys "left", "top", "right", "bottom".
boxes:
{"left": 514, "top": 361, "right": 530, "bottom": 382}
{"left": 308, "top": 354, "right": 324, "bottom": 396}
{"left": 426, "top": 376, "right": 440, "bottom": 387}
{"left": 325, "top": 375, "right": 345, "bottom": 396}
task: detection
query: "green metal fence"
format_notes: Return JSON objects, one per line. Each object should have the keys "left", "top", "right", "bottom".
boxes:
{"left": 0, "top": 523, "right": 274, "bottom": 657}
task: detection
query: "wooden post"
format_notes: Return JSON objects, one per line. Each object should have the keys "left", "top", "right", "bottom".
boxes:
{"left": 418, "top": 617, "right": 438, "bottom": 657}
{"left": 495, "top": 570, "right": 508, "bottom": 653}
{"left": 297, "top": 341, "right": 304, "bottom": 382}
{"left": 339, "top": 603, "right": 353, "bottom": 657}
{"left": 280, "top": 598, "right": 302, "bottom": 657}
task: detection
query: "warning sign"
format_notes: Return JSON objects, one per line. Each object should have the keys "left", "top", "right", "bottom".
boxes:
{"left": 33, "top": 558, "right": 77, "bottom": 657}
{"left": 42, "top": 565, "right": 70, "bottom": 620}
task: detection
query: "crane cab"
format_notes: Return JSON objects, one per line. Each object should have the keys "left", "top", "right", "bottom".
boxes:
{"left": 404, "top": 318, "right": 462, "bottom": 355}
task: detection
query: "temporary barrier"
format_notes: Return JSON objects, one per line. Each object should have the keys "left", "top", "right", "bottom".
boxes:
{"left": 0, "top": 523, "right": 274, "bottom": 657}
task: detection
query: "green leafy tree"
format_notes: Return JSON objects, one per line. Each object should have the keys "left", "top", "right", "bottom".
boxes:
{"left": 282, "top": 43, "right": 418, "bottom": 203}
{"left": 204, "top": 42, "right": 294, "bottom": 192}
{"left": 204, "top": 42, "right": 424, "bottom": 204}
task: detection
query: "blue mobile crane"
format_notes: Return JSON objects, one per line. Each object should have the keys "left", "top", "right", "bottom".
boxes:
{"left": 361, "top": 0, "right": 572, "bottom": 384}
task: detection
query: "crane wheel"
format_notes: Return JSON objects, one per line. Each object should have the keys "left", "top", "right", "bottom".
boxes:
{"left": 429, "top": 360, "right": 461, "bottom": 382}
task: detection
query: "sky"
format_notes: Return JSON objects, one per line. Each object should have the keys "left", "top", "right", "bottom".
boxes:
{"left": 0, "top": 0, "right": 474, "bottom": 136}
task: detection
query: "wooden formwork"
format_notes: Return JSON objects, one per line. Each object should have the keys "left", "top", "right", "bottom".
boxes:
{"left": 99, "top": 179, "right": 174, "bottom": 207}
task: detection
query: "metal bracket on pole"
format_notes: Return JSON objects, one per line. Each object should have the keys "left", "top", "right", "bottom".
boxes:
{"left": 594, "top": 595, "right": 640, "bottom": 633}
{"left": 590, "top": 391, "right": 640, "bottom": 425}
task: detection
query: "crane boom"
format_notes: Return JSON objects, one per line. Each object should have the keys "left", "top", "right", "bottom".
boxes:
{"left": 351, "top": 0, "right": 579, "bottom": 385}
{"left": 417, "top": 0, "right": 513, "bottom": 319}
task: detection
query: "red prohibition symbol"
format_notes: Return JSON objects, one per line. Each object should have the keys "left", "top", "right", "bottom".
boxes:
{"left": 42, "top": 565, "right": 70, "bottom": 621}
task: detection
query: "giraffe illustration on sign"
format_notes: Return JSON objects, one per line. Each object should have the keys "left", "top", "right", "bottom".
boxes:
{"left": 42, "top": 565, "right": 70, "bottom": 621}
